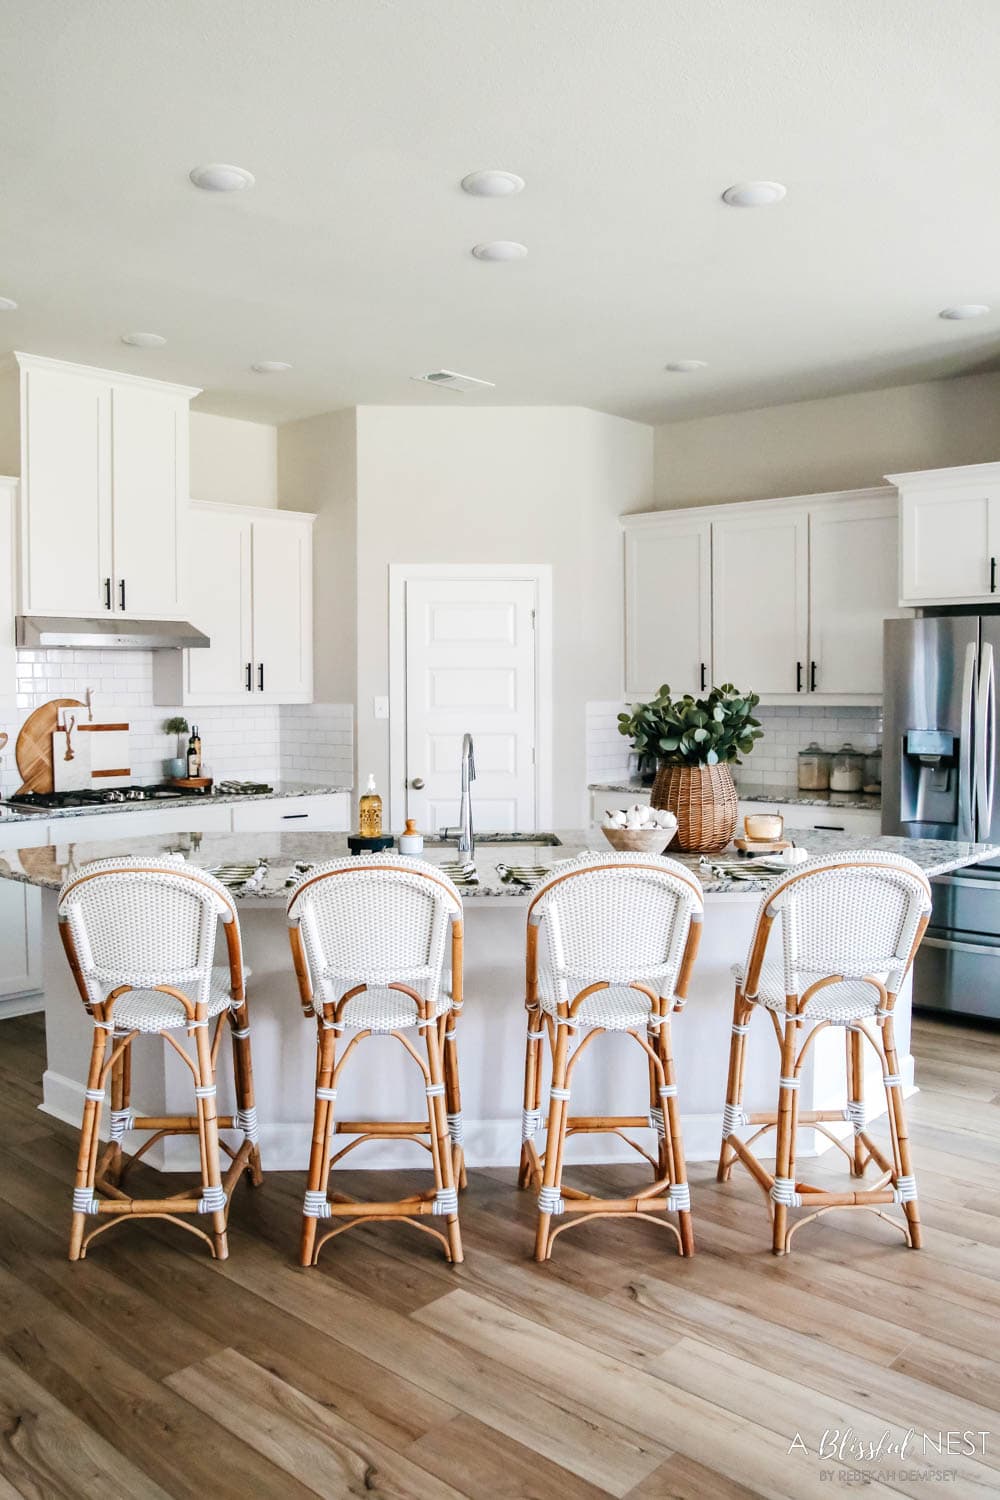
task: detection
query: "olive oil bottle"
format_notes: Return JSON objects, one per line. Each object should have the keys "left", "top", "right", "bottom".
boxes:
{"left": 358, "top": 773, "right": 383, "bottom": 837}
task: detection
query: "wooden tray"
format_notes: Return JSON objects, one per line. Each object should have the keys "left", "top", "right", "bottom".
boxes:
{"left": 15, "top": 699, "right": 85, "bottom": 794}
{"left": 733, "top": 836, "right": 792, "bottom": 855}
{"left": 166, "top": 777, "right": 213, "bottom": 793}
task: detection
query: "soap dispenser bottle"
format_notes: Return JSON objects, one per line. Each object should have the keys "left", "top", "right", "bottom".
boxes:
{"left": 358, "top": 773, "right": 383, "bottom": 837}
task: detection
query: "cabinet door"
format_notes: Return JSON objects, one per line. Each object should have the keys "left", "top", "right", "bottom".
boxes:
{"left": 250, "top": 517, "right": 313, "bottom": 703}
{"left": 712, "top": 511, "right": 809, "bottom": 696}
{"left": 625, "top": 519, "right": 711, "bottom": 698}
{"left": 899, "top": 486, "right": 1000, "bottom": 603}
{"left": 230, "top": 794, "right": 350, "bottom": 832}
{"left": 0, "top": 881, "right": 41, "bottom": 999}
{"left": 20, "top": 364, "right": 112, "bottom": 615}
{"left": 182, "top": 508, "right": 253, "bottom": 705}
{"left": 111, "top": 384, "right": 187, "bottom": 616}
{"left": 810, "top": 500, "right": 904, "bottom": 695}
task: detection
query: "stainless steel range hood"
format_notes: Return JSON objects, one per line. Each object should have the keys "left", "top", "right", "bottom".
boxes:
{"left": 16, "top": 616, "right": 210, "bottom": 650}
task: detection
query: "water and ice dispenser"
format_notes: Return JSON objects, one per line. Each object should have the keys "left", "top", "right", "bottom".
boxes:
{"left": 898, "top": 730, "right": 959, "bottom": 827}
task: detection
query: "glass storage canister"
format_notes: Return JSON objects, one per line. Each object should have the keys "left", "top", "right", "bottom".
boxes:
{"left": 797, "top": 742, "right": 831, "bottom": 791}
{"left": 863, "top": 748, "right": 882, "bottom": 796}
{"left": 830, "top": 742, "right": 865, "bottom": 793}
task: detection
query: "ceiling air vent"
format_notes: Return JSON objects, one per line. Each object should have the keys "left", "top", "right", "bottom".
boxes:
{"left": 411, "top": 369, "right": 496, "bottom": 393}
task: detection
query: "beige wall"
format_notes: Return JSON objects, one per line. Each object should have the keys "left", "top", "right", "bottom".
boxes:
{"left": 353, "top": 405, "right": 653, "bottom": 826}
{"left": 190, "top": 411, "right": 278, "bottom": 506}
{"left": 653, "top": 369, "right": 1000, "bottom": 509}
{"left": 277, "top": 408, "right": 357, "bottom": 706}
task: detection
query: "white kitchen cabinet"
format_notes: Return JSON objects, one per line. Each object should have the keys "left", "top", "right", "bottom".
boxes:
{"left": 737, "top": 799, "right": 881, "bottom": 839}
{"left": 154, "top": 502, "right": 314, "bottom": 706}
{"left": 14, "top": 353, "right": 199, "bottom": 619}
{"left": 589, "top": 787, "right": 651, "bottom": 825}
{"left": 712, "top": 508, "right": 809, "bottom": 696}
{"left": 624, "top": 515, "right": 711, "bottom": 699}
{"left": 891, "top": 462, "right": 1000, "bottom": 605}
{"left": 0, "top": 879, "right": 41, "bottom": 1003}
{"left": 229, "top": 793, "right": 350, "bottom": 832}
{"left": 45, "top": 803, "right": 233, "bottom": 844}
{"left": 809, "top": 493, "right": 905, "bottom": 696}
{"left": 0, "top": 478, "right": 17, "bottom": 712}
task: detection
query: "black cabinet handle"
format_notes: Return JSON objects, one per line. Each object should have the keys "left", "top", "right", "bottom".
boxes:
{"left": 813, "top": 823, "right": 845, "bottom": 831}
{"left": 245, "top": 662, "right": 253, "bottom": 692}
{"left": 700, "top": 662, "right": 707, "bottom": 691}
{"left": 281, "top": 813, "right": 308, "bottom": 820}
{"left": 796, "top": 661, "right": 803, "bottom": 692}
{"left": 119, "top": 578, "right": 126, "bottom": 611}
{"left": 258, "top": 662, "right": 264, "bottom": 692}
{"left": 810, "top": 660, "right": 817, "bottom": 692}
{"left": 104, "top": 577, "right": 112, "bottom": 611}
{"left": 991, "top": 556, "right": 997, "bottom": 594}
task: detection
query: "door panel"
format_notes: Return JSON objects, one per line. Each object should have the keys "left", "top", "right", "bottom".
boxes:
{"left": 810, "top": 504, "right": 904, "bottom": 694}
{"left": 183, "top": 508, "right": 253, "bottom": 704}
{"left": 625, "top": 520, "right": 711, "bottom": 698}
{"left": 250, "top": 518, "right": 313, "bottom": 702}
{"left": 22, "top": 365, "right": 111, "bottom": 615}
{"left": 405, "top": 579, "right": 536, "bottom": 832}
{"left": 900, "top": 489, "right": 997, "bottom": 602}
{"left": 712, "top": 512, "right": 808, "bottom": 695}
{"left": 112, "top": 385, "right": 185, "bottom": 616}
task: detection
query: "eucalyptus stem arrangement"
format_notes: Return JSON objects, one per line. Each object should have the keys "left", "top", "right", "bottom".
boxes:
{"left": 618, "top": 684, "right": 763, "bottom": 767}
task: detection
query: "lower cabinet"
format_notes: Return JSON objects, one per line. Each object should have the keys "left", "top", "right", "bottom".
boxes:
{"left": 0, "top": 879, "right": 41, "bottom": 1001}
{"left": 230, "top": 794, "right": 351, "bottom": 832}
{"left": 737, "top": 801, "right": 881, "bottom": 838}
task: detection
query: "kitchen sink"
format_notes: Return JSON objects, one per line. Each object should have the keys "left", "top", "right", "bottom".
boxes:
{"left": 426, "top": 831, "right": 563, "bottom": 847}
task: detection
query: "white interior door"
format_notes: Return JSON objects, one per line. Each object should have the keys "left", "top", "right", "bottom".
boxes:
{"left": 405, "top": 579, "right": 537, "bottom": 833}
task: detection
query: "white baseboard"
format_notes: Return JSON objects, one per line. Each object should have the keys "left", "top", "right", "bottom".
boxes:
{"left": 41, "top": 1058, "right": 917, "bottom": 1173}
{"left": 0, "top": 992, "right": 44, "bottom": 1020}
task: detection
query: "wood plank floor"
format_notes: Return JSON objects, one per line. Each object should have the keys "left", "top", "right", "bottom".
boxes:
{"left": 0, "top": 1012, "right": 998, "bottom": 1499}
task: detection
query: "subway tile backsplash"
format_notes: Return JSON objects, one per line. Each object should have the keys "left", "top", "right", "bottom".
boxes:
{"left": 588, "top": 701, "right": 882, "bottom": 788}
{"left": 0, "top": 649, "right": 353, "bottom": 795}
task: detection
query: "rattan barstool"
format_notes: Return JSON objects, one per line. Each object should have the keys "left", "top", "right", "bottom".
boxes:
{"left": 58, "top": 855, "right": 262, "bottom": 1262}
{"left": 716, "top": 851, "right": 932, "bottom": 1254}
{"left": 286, "top": 855, "right": 465, "bottom": 1266}
{"left": 518, "top": 852, "right": 704, "bottom": 1261}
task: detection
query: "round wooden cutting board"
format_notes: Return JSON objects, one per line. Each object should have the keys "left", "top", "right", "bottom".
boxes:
{"left": 15, "top": 698, "right": 85, "bottom": 794}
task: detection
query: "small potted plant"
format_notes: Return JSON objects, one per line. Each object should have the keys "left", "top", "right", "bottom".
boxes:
{"left": 618, "top": 684, "right": 763, "bottom": 851}
{"left": 163, "top": 716, "right": 189, "bottom": 780}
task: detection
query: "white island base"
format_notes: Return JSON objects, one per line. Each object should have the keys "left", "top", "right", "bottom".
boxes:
{"left": 36, "top": 880, "right": 914, "bottom": 1174}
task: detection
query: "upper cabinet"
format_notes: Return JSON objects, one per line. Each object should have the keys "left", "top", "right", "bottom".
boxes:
{"left": 13, "top": 353, "right": 199, "bottom": 618}
{"left": 153, "top": 502, "right": 313, "bottom": 706}
{"left": 624, "top": 515, "right": 711, "bottom": 697}
{"left": 892, "top": 463, "right": 1000, "bottom": 605}
{"left": 622, "top": 487, "right": 902, "bottom": 706}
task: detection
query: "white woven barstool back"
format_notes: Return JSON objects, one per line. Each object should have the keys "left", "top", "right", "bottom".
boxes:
{"left": 57, "top": 856, "right": 262, "bottom": 1262}
{"left": 521, "top": 852, "right": 704, "bottom": 1262}
{"left": 286, "top": 854, "right": 466, "bottom": 1267}
{"left": 718, "top": 850, "right": 932, "bottom": 1255}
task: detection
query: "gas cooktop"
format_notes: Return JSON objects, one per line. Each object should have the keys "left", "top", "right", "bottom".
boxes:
{"left": 6, "top": 784, "right": 200, "bottom": 811}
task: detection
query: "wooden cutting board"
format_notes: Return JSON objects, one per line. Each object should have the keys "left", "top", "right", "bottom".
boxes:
{"left": 15, "top": 699, "right": 85, "bottom": 794}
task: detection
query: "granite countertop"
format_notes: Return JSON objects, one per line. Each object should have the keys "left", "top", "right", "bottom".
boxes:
{"left": 589, "top": 777, "right": 881, "bottom": 812}
{"left": 0, "top": 826, "right": 992, "bottom": 900}
{"left": 0, "top": 780, "right": 352, "bottom": 825}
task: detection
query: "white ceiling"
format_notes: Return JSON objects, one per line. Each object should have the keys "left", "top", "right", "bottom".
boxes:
{"left": 4, "top": 0, "right": 1000, "bottom": 426}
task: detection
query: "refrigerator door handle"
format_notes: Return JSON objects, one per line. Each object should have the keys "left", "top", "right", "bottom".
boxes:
{"left": 975, "top": 640, "right": 996, "bottom": 839}
{"left": 958, "top": 640, "right": 977, "bottom": 840}
{"left": 922, "top": 935, "right": 1000, "bottom": 957}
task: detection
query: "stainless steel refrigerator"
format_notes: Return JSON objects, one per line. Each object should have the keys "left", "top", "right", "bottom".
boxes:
{"left": 883, "top": 613, "right": 1000, "bottom": 1019}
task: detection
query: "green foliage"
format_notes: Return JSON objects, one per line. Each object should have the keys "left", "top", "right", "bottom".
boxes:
{"left": 163, "top": 716, "right": 189, "bottom": 735}
{"left": 617, "top": 683, "right": 763, "bottom": 767}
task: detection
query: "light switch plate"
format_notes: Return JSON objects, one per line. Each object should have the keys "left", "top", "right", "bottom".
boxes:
{"left": 373, "top": 696, "right": 389, "bottom": 720}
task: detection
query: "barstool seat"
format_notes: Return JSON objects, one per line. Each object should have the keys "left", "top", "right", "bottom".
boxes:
{"left": 99, "top": 965, "right": 249, "bottom": 1032}
{"left": 731, "top": 960, "right": 890, "bottom": 1022}
{"left": 537, "top": 976, "right": 658, "bottom": 1030}
{"left": 335, "top": 985, "right": 454, "bottom": 1033}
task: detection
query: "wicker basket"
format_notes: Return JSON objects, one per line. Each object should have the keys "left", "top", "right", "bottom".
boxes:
{"left": 601, "top": 823, "right": 677, "bottom": 855}
{"left": 650, "top": 763, "right": 738, "bottom": 853}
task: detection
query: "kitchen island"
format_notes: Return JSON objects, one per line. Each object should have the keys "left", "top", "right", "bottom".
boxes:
{"left": 3, "top": 826, "right": 993, "bottom": 1170}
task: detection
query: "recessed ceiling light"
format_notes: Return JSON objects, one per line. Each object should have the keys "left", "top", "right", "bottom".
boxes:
{"left": 665, "top": 360, "right": 708, "bottom": 373}
{"left": 250, "top": 360, "right": 292, "bottom": 374}
{"left": 411, "top": 369, "right": 496, "bottom": 392}
{"left": 461, "top": 169, "right": 525, "bottom": 197}
{"left": 189, "top": 163, "right": 255, "bottom": 193}
{"left": 121, "top": 331, "right": 166, "bottom": 348}
{"left": 721, "top": 180, "right": 787, "bottom": 208}
{"left": 0, "top": 297, "right": 18, "bottom": 312}
{"left": 939, "top": 303, "right": 991, "bottom": 320}
{"left": 471, "top": 240, "right": 528, "bottom": 261}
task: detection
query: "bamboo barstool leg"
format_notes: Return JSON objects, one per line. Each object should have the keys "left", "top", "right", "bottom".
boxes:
{"left": 882, "top": 1018, "right": 921, "bottom": 1249}
{"left": 106, "top": 1029, "right": 132, "bottom": 1188}
{"left": 771, "top": 1015, "right": 800, "bottom": 1256}
{"left": 191, "top": 1016, "right": 228, "bottom": 1261}
{"left": 657, "top": 1015, "right": 694, "bottom": 1256}
{"left": 534, "top": 1021, "right": 571, "bottom": 1262}
{"left": 424, "top": 1016, "right": 463, "bottom": 1264}
{"left": 69, "top": 1024, "right": 109, "bottom": 1261}
{"left": 442, "top": 1016, "right": 466, "bottom": 1191}
{"left": 228, "top": 1001, "right": 263, "bottom": 1189}
{"left": 717, "top": 988, "right": 752, "bottom": 1183}
{"left": 847, "top": 1025, "right": 866, "bottom": 1177}
{"left": 301, "top": 1018, "right": 338, "bottom": 1267}
{"left": 518, "top": 1004, "right": 545, "bottom": 1189}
